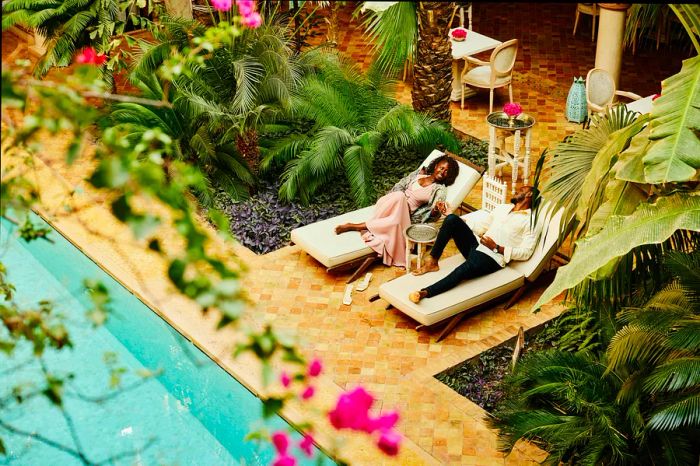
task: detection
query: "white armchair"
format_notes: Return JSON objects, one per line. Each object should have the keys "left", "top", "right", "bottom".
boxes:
{"left": 461, "top": 39, "right": 519, "bottom": 113}
{"left": 585, "top": 68, "right": 642, "bottom": 117}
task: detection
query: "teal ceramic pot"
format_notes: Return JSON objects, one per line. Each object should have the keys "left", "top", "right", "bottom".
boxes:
{"left": 566, "top": 77, "right": 587, "bottom": 123}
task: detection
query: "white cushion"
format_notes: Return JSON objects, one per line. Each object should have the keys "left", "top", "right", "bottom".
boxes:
{"left": 463, "top": 65, "right": 511, "bottom": 87}
{"left": 510, "top": 207, "right": 564, "bottom": 280}
{"left": 378, "top": 254, "right": 524, "bottom": 326}
{"left": 291, "top": 150, "right": 482, "bottom": 269}
{"left": 291, "top": 206, "right": 375, "bottom": 268}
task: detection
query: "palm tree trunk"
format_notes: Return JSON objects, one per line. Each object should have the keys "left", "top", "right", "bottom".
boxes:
{"left": 412, "top": 2, "right": 454, "bottom": 123}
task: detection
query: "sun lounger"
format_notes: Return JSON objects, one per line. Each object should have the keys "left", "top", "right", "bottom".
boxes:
{"left": 290, "top": 150, "right": 485, "bottom": 282}
{"left": 377, "top": 206, "right": 566, "bottom": 341}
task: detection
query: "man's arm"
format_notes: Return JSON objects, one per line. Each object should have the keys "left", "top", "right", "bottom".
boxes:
{"left": 503, "top": 222, "right": 538, "bottom": 263}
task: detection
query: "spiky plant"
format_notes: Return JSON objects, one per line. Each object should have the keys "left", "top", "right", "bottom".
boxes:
{"left": 260, "top": 50, "right": 460, "bottom": 207}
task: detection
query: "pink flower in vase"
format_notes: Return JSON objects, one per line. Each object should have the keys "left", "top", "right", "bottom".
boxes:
{"left": 503, "top": 102, "right": 522, "bottom": 117}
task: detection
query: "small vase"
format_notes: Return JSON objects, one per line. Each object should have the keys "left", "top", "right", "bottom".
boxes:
{"left": 508, "top": 115, "right": 516, "bottom": 127}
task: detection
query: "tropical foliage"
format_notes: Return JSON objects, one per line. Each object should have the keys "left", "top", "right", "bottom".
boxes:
{"left": 261, "top": 50, "right": 459, "bottom": 206}
{"left": 489, "top": 251, "right": 700, "bottom": 465}
{"left": 107, "top": 15, "right": 302, "bottom": 205}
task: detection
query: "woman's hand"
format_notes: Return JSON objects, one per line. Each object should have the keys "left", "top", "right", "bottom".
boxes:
{"left": 433, "top": 201, "right": 449, "bottom": 216}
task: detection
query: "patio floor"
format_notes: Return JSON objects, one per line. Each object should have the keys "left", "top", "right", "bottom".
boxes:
{"left": 1, "top": 2, "right": 689, "bottom": 465}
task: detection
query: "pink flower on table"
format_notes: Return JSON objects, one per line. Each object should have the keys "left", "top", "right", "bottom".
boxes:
{"left": 241, "top": 11, "right": 262, "bottom": 28}
{"left": 503, "top": 102, "right": 522, "bottom": 117}
{"left": 328, "top": 386, "right": 374, "bottom": 430}
{"left": 211, "top": 0, "right": 232, "bottom": 11}
{"left": 280, "top": 371, "right": 291, "bottom": 388}
{"left": 271, "top": 431, "right": 290, "bottom": 454}
{"left": 376, "top": 430, "right": 401, "bottom": 457}
{"left": 76, "top": 47, "right": 107, "bottom": 66}
{"left": 272, "top": 454, "right": 297, "bottom": 466}
{"left": 298, "top": 434, "right": 315, "bottom": 457}
{"left": 364, "top": 411, "right": 399, "bottom": 434}
{"left": 301, "top": 385, "right": 315, "bottom": 400}
{"left": 307, "top": 358, "right": 323, "bottom": 377}
{"left": 236, "top": 0, "right": 255, "bottom": 15}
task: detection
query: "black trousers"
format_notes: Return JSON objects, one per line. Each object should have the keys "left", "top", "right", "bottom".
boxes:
{"left": 424, "top": 214, "right": 501, "bottom": 298}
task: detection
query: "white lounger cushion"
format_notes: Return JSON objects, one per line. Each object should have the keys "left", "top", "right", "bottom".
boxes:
{"left": 378, "top": 206, "right": 565, "bottom": 326}
{"left": 291, "top": 206, "right": 374, "bottom": 268}
{"left": 378, "top": 254, "right": 524, "bottom": 326}
{"left": 291, "top": 149, "right": 483, "bottom": 269}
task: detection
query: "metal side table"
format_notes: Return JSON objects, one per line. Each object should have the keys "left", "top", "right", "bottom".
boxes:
{"left": 486, "top": 112, "right": 536, "bottom": 193}
{"left": 404, "top": 224, "right": 438, "bottom": 273}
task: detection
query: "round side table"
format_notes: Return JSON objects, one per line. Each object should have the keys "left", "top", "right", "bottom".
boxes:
{"left": 486, "top": 112, "right": 536, "bottom": 193}
{"left": 404, "top": 224, "right": 438, "bottom": 272}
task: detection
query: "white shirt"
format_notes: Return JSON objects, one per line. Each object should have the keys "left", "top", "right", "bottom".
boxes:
{"left": 470, "top": 204, "right": 538, "bottom": 267}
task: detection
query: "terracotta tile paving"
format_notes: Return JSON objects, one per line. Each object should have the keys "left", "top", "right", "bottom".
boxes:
{"left": 2, "top": 3, "right": 689, "bottom": 465}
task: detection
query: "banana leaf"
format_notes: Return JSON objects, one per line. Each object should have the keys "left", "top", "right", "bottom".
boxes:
{"left": 534, "top": 193, "right": 700, "bottom": 309}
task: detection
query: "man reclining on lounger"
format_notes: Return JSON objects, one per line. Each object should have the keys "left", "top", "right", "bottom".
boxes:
{"left": 409, "top": 185, "right": 537, "bottom": 303}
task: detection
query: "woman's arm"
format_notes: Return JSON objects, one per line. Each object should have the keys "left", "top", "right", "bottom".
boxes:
{"left": 411, "top": 185, "right": 447, "bottom": 223}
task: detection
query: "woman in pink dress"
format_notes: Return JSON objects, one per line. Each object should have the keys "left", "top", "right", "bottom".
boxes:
{"left": 334, "top": 155, "right": 460, "bottom": 267}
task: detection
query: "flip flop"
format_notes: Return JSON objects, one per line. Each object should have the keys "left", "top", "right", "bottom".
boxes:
{"left": 342, "top": 283, "right": 353, "bottom": 306}
{"left": 355, "top": 272, "right": 372, "bottom": 292}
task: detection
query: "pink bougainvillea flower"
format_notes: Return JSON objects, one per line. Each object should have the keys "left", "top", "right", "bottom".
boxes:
{"left": 307, "top": 358, "right": 322, "bottom": 377}
{"left": 272, "top": 454, "right": 297, "bottom": 466}
{"left": 652, "top": 93, "right": 661, "bottom": 101}
{"left": 364, "top": 411, "right": 399, "bottom": 434}
{"left": 76, "top": 47, "right": 107, "bottom": 66}
{"left": 280, "top": 371, "right": 291, "bottom": 388}
{"left": 503, "top": 102, "right": 522, "bottom": 117}
{"left": 211, "top": 0, "right": 232, "bottom": 11}
{"left": 298, "top": 434, "right": 315, "bottom": 457}
{"left": 241, "top": 11, "right": 262, "bottom": 28}
{"left": 271, "top": 431, "right": 290, "bottom": 454}
{"left": 236, "top": 0, "right": 255, "bottom": 15}
{"left": 376, "top": 430, "right": 401, "bottom": 457}
{"left": 328, "top": 386, "right": 374, "bottom": 430}
{"left": 301, "top": 385, "right": 315, "bottom": 400}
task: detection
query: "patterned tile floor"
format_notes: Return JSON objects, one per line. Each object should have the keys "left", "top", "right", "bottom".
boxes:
{"left": 2, "top": 3, "right": 689, "bottom": 464}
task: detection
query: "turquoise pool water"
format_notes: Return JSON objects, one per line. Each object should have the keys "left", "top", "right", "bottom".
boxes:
{"left": 0, "top": 215, "right": 331, "bottom": 466}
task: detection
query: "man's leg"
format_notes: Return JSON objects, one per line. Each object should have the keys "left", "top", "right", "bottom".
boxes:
{"left": 413, "top": 214, "right": 478, "bottom": 275}
{"left": 410, "top": 251, "right": 500, "bottom": 302}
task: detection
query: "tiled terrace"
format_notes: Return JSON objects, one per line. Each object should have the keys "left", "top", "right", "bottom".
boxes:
{"left": 1, "top": 2, "right": 689, "bottom": 465}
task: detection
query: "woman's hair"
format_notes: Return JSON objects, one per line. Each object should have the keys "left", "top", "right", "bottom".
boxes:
{"left": 426, "top": 155, "right": 460, "bottom": 186}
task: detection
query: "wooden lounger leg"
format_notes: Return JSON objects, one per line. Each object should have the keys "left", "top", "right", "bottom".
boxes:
{"left": 436, "top": 312, "right": 466, "bottom": 342}
{"left": 368, "top": 293, "right": 380, "bottom": 302}
{"left": 504, "top": 285, "right": 527, "bottom": 309}
{"left": 346, "top": 257, "right": 376, "bottom": 284}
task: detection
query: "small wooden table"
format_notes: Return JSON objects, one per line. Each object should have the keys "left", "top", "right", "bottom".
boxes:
{"left": 404, "top": 224, "right": 438, "bottom": 273}
{"left": 486, "top": 112, "right": 536, "bottom": 193}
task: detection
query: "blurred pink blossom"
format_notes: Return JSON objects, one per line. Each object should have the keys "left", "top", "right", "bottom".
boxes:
{"left": 328, "top": 386, "right": 374, "bottom": 430}
{"left": 272, "top": 454, "right": 296, "bottom": 466}
{"left": 298, "top": 434, "right": 314, "bottom": 457}
{"left": 211, "top": 0, "right": 232, "bottom": 11}
{"left": 271, "top": 431, "right": 289, "bottom": 454}
{"left": 301, "top": 385, "right": 315, "bottom": 400}
{"left": 307, "top": 358, "right": 322, "bottom": 377}
{"left": 280, "top": 371, "right": 291, "bottom": 388}
{"left": 377, "top": 430, "right": 401, "bottom": 456}
{"left": 236, "top": 0, "right": 255, "bottom": 15}
{"left": 76, "top": 47, "right": 107, "bottom": 66}
{"left": 364, "top": 411, "right": 399, "bottom": 434}
{"left": 241, "top": 11, "right": 262, "bottom": 28}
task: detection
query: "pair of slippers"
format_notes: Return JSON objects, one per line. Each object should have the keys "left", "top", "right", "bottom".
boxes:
{"left": 342, "top": 272, "right": 372, "bottom": 306}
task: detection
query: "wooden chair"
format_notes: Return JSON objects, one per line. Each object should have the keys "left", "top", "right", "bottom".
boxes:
{"left": 461, "top": 39, "right": 519, "bottom": 113}
{"left": 585, "top": 68, "right": 642, "bottom": 118}
{"left": 573, "top": 3, "right": 599, "bottom": 42}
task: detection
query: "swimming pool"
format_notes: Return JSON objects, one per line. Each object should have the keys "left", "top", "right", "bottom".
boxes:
{"left": 0, "top": 214, "right": 332, "bottom": 465}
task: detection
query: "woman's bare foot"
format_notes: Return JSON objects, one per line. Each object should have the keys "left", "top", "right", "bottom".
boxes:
{"left": 409, "top": 290, "right": 428, "bottom": 303}
{"left": 412, "top": 256, "right": 439, "bottom": 276}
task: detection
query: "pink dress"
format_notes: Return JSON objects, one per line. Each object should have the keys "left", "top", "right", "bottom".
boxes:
{"left": 362, "top": 175, "right": 435, "bottom": 267}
